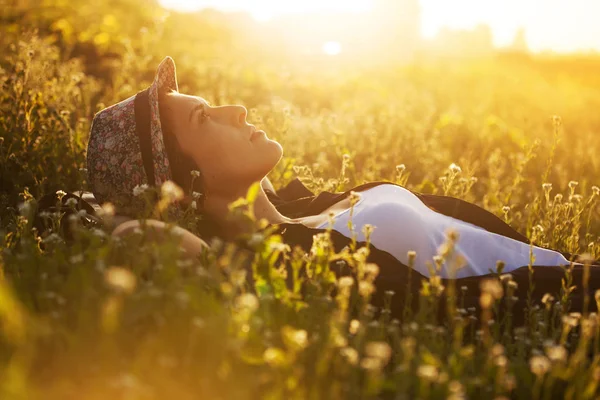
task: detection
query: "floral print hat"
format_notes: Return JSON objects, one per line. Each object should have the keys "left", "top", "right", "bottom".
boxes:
{"left": 86, "top": 56, "right": 179, "bottom": 212}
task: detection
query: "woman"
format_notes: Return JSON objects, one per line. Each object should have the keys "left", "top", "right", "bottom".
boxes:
{"left": 88, "top": 57, "right": 599, "bottom": 321}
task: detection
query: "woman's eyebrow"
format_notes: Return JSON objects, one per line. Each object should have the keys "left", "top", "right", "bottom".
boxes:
{"left": 188, "top": 99, "right": 211, "bottom": 122}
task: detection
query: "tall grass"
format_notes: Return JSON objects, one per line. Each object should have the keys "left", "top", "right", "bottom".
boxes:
{"left": 1, "top": 1, "right": 600, "bottom": 398}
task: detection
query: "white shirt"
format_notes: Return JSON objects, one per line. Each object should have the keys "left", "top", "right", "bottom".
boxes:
{"left": 317, "top": 184, "right": 571, "bottom": 279}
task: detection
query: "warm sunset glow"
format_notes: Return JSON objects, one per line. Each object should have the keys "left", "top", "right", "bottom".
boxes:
{"left": 159, "top": 0, "right": 600, "bottom": 52}
{"left": 322, "top": 41, "right": 342, "bottom": 55}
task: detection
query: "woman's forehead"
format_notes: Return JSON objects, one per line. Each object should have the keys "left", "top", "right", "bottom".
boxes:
{"left": 175, "top": 92, "right": 210, "bottom": 107}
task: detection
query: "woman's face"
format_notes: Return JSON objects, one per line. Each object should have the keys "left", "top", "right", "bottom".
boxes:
{"left": 161, "top": 92, "right": 283, "bottom": 195}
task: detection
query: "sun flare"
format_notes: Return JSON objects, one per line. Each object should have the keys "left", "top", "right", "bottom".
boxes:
{"left": 159, "top": 0, "right": 600, "bottom": 52}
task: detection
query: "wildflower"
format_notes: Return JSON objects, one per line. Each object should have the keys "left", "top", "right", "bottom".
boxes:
{"left": 360, "top": 357, "right": 384, "bottom": 371}
{"left": 480, "top": 278, "right": 503, "bottom": 299}
{"left": 529, "top": 355, "right": 551, "bottom": 376}
{"left": 192, "top": 191, "right": 202, "bottom": 200}
{"left": 349, "top": 319, "right": 360, "bottom": 335}
{"left": 449, "top": 163, "right": 462, "bottom": 174}
{"left": 236, "top": 293, "right": 259, "bottom": 312}
{"left": 282, "top": 325, "right": 308, "bottom": 350}
{"left": 358, "top": 281, "right": 375, "bottom": 297}
{"left": 340, "top": 347, "right": 358, "bottom": 365}
{"left": 545, "top": 345, "right": 567, "bottom": 363}
{"left": 396, "top": 164, "right": 406, "bottom": 172}
{"left": 502, "top": 205, "right": 511, "bottom": 214}
{"left": 407, "top": 250, "right": 417, "bottom": 262}
{"left": 349, "top": 191, "right": 361, "bottom": 206}
{"left": 491, "top": 344, "right": 505, "bottom": 357}
{"left": 342, "top": 154, "right": 351, "bottom": 162}
{"left": 541, "top": 293, "right": 555, "bottom": 306}
{"left": 417, "top": 365, "right": 439, "bottom": 381}
{"left": 132, "top": 184, "right": 149, "bottom": 197}
{"left": 562, "top": 315, "right": 579, "bottom": 328}
{"left": 263, "top": 347, "right": 286, "bottom": 367}
{"left": 161, "top": 180, "right": 184, "bottom": 202}
{"left": 365, "top": 341, "right": 392, "bottom": 364}
{"left": 362, "top": 224, "right": 375, "bottom": 237}
{"left": 495, "top": 355, "right": 508, "bottom": 368}
{"left": 542, "top": 183, "right": 552, "bottom": 192}
{"left": 364, "top": 263, "right": 380, "bottom": 277}
{"left": 568, "top": 180, "right": 579, "bottom": 190}
{"left": 338, "top": 276, "right": 354, "bottom": 289}
{"left": 56, "top": 190, "right": 67, "bottom": 200}
{"left": 190, "top": 170, "right": 201, "bottom": 178}
{"left": 190, "top": 201, "right": 197, "bottom": 210}
{"left": 552, "top": 115, "right": 562, "bottom": 126}
{"left": 100, "top": 202, "right": 115, "bottom": 217}
{"left": 104, "top": 266, "right": 136, "bottom": 294}
{"left": 593, "top": 186, "right": 600, "bottom": 196}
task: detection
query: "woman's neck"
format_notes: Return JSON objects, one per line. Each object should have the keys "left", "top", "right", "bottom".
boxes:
{"left": 204, "top": 184, "right": 296, "bottom": 239}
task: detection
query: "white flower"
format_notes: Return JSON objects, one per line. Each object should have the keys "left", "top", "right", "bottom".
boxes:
{"left": 192, "top": 191, "right": 202, "bottom": 200}
{"left": 132, "top": 184, "right": 149, "bottom": 197}
{"left": 56, "top": 190, "right": 67, "bottom": 200}
{"left": 190, "top": 170, "right": 201, "bottom": 178}
{"left": 190, "top": 200, "right": 197, "bottom": 210}
{"left": 449, "top": 163, "right": 462, "bottom": 174}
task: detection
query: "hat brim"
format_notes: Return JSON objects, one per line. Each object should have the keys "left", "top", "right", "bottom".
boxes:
{"left": 146, "top": 56, "right": 179, "bottom": 187}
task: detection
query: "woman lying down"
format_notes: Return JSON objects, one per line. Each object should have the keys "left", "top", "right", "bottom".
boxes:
{"left": 86, "top": 56, "right": 599, "bottom": 322}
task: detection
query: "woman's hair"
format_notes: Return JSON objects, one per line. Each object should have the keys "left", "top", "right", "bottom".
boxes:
{"left": 158, "top": 90, "right": 206, "bottom": 204}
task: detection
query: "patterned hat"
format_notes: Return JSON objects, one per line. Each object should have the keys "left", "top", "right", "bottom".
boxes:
{"left": 86, "top": 56, "right": 179, "bottom": 211}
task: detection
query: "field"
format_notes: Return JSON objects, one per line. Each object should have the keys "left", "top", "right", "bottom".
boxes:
{"left": 2, "top": 1, "right": 600, "bottom": 399}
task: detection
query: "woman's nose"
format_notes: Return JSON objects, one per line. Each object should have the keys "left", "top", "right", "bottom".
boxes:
{"left": 230, "top": 105, "right": 247, "bottom": 127}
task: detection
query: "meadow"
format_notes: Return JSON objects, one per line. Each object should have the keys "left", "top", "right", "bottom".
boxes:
{"left": 2, "top": 1, "right": 600, "bottom": 398}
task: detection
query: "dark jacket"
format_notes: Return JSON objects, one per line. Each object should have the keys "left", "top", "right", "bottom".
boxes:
{"left": 266, "top": 178, "right": 599, "bottom": 324}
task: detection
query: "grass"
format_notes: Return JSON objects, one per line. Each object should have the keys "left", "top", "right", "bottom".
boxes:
{"left": 1, "top": 1, "right": 600, "bottom": 398}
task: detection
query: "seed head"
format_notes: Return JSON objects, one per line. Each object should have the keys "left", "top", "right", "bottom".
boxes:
{"left": 529, "top": 355, "right": 551, "bottom": 376}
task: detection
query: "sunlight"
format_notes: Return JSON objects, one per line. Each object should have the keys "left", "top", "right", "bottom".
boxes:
{"left": 158, "top": 0, "right": 600, "bottom": 52}
{"left": 158, "top": 0, "right": 373, "bottom": 17}
{"left": 322, "top": 41, "right": 342, "bottom": 55}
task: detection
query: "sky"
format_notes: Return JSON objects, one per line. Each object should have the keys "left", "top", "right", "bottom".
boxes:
{"left": 158, "top": 0, "right": 600, "bottom": 53}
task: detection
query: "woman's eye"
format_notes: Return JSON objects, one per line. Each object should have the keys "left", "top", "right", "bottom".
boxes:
{"left": 198, "top": 109, "right": 209, "bottom": 124}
